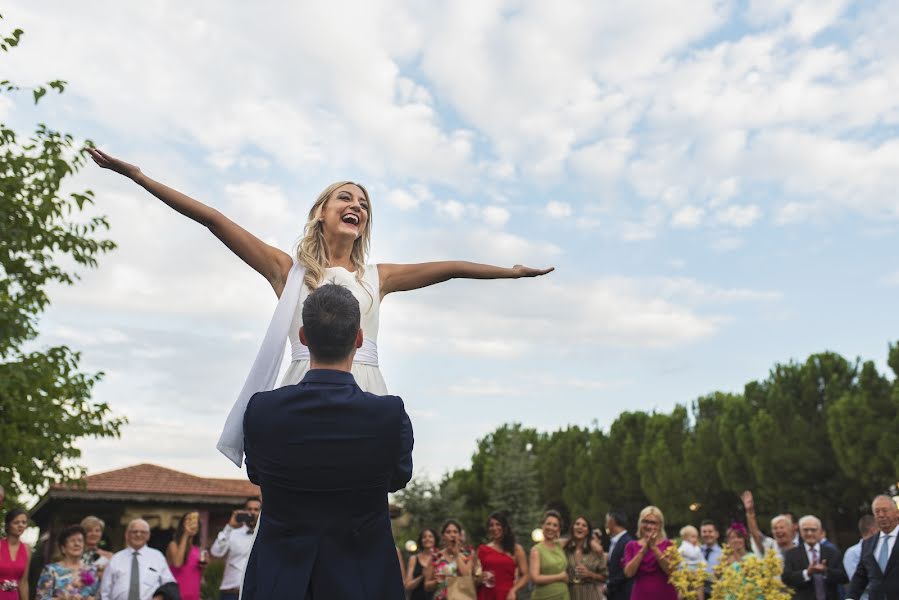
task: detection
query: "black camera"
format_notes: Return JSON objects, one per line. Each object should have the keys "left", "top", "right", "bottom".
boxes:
{"left": 235, "top": 512, "right": 253, "bottom": 524}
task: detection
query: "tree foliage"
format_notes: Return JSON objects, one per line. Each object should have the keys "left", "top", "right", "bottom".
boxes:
{"left": 396, "top": 345, "right": 899, "bottom": 543}
{"left": 0, "top": 16, "right": 125, "bottom": 503}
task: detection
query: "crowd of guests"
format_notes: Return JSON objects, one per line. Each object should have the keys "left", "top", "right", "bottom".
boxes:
{"left": 0, "top": 496, "right": 261, "bottom": 600}
{"left": 2, "top": 489, "right": 897, "bottom": 599}
{"left": 402, "top": 491, "right": 899, "bottom": 600}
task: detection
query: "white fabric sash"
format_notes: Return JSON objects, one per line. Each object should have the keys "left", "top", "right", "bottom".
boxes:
{"left": 217, "top": 262, "right": 307, "bottom": 467}
{"left": 290, "top": 337, "right": 379, "bottom": 366}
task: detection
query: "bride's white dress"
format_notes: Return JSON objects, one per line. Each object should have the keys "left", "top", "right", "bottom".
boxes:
{"left": 217, "top": 262, "right": 388, "bottom": 466}
{"left": 280, "top": 265, "right": 388, "bottom": 393}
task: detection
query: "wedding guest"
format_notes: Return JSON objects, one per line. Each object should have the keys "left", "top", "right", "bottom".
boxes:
{"left": 770, "top": 514, "right": 798, "bottom": 558}
{"left": 721, "top": 523, "right": 752, "bottom": 566}
{"left": 35, "top": 525, "right": 99, "bottom": 599}
{"left": 678, "top": 525, "right": 703, "bottom": 571}
{"left": 477, "top": 511, "right": 529, "bottom": 600}
{"left": 782, "top": 515, "right": 848, "bottom": 600}
{"left": 847, "top": 494, "right": 899, "bottom": 600}
{"left": 604, "top": 512, "right": 633, "bottom": 600}
{"left": 99, "top": 518, "right": 175, "bottom": 600}
{"left": 0, "top": 508, "right": 30, "bottom": 600}
{"left": 426, "top": 520, "right": 472, "bottom": 600}
{"left": 565, "top": 515, "right": 607, "bottom": 600}
{"left": 80, "top": 516, "right": 113, "bottom": 573}
{"left": 699, "top": 519, "right": 722, "bottom": 596}
{"left": 843, "top": 514, "right": 877, "bottom": 599}
{"left": 209, "top": 497, "right": 260, "bottom": 600}
{"left": 406, "top": 528, "right": 438, "bottom": 600}
{"left": 741, "top": 490, "right": 779, "bottom": 557}
{"left": 165, "top": 512, "right": 203, "bottom": 600}
{"left": 530, "top": 510, "right": 570, "bottom": 600}
{"left": 622, "top": 505, "right": 676, "bottom": 600}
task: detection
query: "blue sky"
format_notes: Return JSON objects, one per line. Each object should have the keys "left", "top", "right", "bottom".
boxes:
{"left": 4, "top": 0, "right": 898, "bottom": 483}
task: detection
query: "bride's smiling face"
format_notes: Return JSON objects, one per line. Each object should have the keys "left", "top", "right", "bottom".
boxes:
{"left": 320, "top": 184, "right": 369, "bottom": 242}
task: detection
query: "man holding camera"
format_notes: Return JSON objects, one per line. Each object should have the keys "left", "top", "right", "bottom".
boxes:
{"left": 210, "top": 496, "right": 261, "bottom": 600}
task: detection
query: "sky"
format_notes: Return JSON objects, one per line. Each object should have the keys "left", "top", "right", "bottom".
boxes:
{"left": 3, "top": 0, "right": 899, "bottom": 486}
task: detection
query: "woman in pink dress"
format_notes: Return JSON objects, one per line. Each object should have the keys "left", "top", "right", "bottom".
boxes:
{"left": 622, "top": 506, "right": 677, "bottom": 600}
{"left": 0, "top": 509, "right": 30, "bottom": 600}
{"left": 477, "top": 512, "right": 529, "bottom": 600}
{"left": 166, "top": 512, "right": 204, "bottom": 600}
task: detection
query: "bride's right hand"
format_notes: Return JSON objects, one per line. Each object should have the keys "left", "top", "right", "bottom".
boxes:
{"left": 87, "top": 147, "right": 141, "bottom": 179}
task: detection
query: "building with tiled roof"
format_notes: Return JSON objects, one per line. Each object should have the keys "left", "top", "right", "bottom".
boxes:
{"left": 30, "top": 463, "right": 260, "bottom": 560}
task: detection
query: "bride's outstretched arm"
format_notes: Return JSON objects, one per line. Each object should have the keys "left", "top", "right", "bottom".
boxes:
{"left": 378, "top": 261, "right": 553, "bottom": 297}
{"left": 88, "top": 148, "right": 293, "bottom": 295}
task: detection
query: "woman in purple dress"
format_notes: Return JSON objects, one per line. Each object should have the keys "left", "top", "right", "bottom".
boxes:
{"left": 622, "top": 506, "right": 677, "bottom": 600}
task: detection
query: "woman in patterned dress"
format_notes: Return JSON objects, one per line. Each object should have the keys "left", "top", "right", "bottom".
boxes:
{"left": 35, "top": 525, "right": 100, "bottom": 600}
{"left": 426, "top": 520, "right": 473, "bottom": 600}
{"left": 565, "top": 516, "right": 608, "bottom": 600}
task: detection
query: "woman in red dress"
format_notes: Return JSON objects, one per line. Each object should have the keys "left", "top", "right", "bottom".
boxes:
{"left": 0, "top": 509, "right": 30, "bottom": 600}
{"left": 476, "top": 511, "right": 529, "bottom": 600}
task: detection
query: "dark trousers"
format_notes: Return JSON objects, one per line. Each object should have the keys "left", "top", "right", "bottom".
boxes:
{"left": 219, "top": 592, "right": 240, "bottom": 600}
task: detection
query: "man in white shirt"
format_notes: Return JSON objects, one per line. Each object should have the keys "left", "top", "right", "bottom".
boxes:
{"left": 844, "top": 514, "right": 877, "bottom": 600}
{"left": 100, "top": 519, "right": 174, "bottom": 600}
{"left": 210, "top": 496, "right": 261, "bottom": 600}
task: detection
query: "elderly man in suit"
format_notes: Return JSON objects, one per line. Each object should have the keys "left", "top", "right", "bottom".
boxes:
{"left": 847, "top": 495, "right": 899, "bottom": 600}
{"left": 241, "top": 284, "right": 414, "bottom": 599}
{"left": 782, "top": 515, "right": 848, "bottom": 600}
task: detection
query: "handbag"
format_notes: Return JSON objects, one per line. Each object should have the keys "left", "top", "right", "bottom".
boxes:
{"left": 446, "top": 552, "right": 480, "bottom": 600}
{"left": 446, "top": 574, "right": 477, "bottom": 600}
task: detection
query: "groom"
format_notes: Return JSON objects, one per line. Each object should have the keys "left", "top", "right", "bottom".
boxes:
{"left": 241, "top": 284, "right": 413, "bottom": 599}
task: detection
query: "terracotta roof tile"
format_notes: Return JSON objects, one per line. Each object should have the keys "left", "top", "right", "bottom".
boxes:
{"left": 53, "top": 464, "right": 259, "bottom": 498}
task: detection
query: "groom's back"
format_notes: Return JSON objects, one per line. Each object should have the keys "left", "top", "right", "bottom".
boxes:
{"left": 244, "top": 370, "right": 407, "bottom": 524}
{"left": 242, "top": 369, "right": 411, "bottom": 599}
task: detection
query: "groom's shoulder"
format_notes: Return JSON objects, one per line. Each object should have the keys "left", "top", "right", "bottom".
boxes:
{"left": 360, "top": 390, "right": 406, "bottom": 413}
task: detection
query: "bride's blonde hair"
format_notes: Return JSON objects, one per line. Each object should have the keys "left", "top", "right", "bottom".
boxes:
{"left": 295, "top": 181, "right": 373, "bottom": 294}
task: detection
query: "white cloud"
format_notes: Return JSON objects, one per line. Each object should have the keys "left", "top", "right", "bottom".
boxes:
{"left": 880, "top": 270, "right": 899, "bottom": 287}
{"left": 671, "top": 205, "right": 705, "bottom": 229}
{"left": 436, "top": 199, "right": 466, "bottom": 220}
{"left": 714, "top": 204, "right": 762, "bottom": 228}
{"left": 386, "top": 188, "right": 422, "bottom": 210}
{"left": 545, "top": 201, "right": 573, "bottom": 219}
{"left": 481, "top": 205, "right": 510, "bottom": 227}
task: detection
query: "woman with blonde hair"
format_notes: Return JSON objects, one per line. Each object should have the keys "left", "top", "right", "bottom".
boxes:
{"left": 79, "top": 516, "right": 112, "bottom": 573}
{"left": 88, "top": 149, "right": 554, "bottom": 464}
{"left": 622, "top": 506, "right": 676, "bottom": 600}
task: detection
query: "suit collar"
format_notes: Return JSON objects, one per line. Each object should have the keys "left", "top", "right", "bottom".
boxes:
{"left": 301, "top": 368, "right": 358, "bottom": 385}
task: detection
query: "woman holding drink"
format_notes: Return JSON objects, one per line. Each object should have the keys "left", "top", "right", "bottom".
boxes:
{"left": 166, "top": 512, "right": 205, "bottom": 600}
{"left": 476, "top": 511, "right": 529, "bottom": 600}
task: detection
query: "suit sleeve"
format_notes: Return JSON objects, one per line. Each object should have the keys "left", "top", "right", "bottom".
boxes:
{"left": 826, "top": 547, "right": 848, "bottom": 584}
{"left": 605, "top": 545, "right": 626, "bottom": 593}
{"left": 781, "top": 551, "right": 808, "bottom": 589}
{"left": 847, "top": 547, "right": 870, "bottom": 599}
{"left": 389, "top": 398, "right": 414, "bottom": 492}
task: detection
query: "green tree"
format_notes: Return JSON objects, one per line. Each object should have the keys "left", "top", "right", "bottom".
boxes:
{"left": 487, "top": 428, "right": 540, "bottom": 545}
{"left": 827, "top": 344, "right": 899, "bottom": 493}
{"left": 0, "top": 17, "right": 125, "bottom": 502}
{"left": 741, "top": 353, "right": 860, "bottom": 531}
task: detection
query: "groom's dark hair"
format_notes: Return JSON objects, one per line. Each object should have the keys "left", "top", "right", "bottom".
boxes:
{"left": 302, "top": 284, "right": 361, "bottom": 362}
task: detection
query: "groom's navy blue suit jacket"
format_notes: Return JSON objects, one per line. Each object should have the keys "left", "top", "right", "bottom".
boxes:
{"left": 242, "top": 369, "right": 413, "bottom": 599}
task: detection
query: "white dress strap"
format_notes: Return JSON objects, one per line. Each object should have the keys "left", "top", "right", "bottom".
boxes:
{"left": 217, "top": 262, "right": 306, "bottom": 467}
